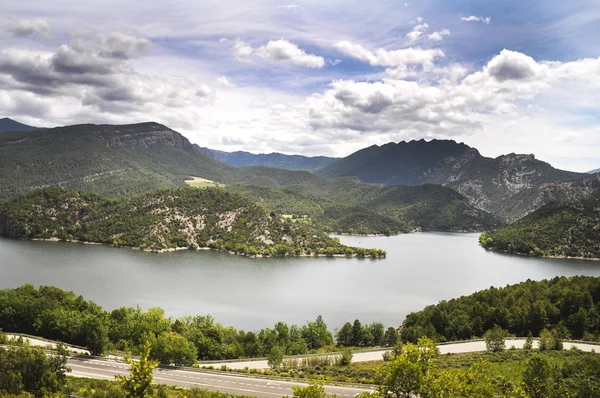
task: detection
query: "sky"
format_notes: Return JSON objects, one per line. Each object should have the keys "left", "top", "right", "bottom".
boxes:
{"left": 1, "top": 0, "right": 599, "bottom": 172}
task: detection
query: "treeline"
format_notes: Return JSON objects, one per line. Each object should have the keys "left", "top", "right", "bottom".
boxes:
{"left": 0, "top": 187, "right": 385, "bottom": 258}
{"left": 400, "top": 276, "right": 600, "bottom": 343}
{"left": 0, "top": 284, "right": 397, "bottom": 366}
{"left": 479, "top": 192, "right": 600, "bottom": 259}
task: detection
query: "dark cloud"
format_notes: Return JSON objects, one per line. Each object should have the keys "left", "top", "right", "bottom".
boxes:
{"left": 488, "top": 50, "right": 538, "bottom": 81}
{"left": 6, "top": 19, "right": 51, "bottom": 38}
{"left": 99, "top": 33, "right": 152, "bottom": 60}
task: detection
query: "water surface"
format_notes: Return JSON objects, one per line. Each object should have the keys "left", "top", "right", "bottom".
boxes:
{"left": 1, "top": 233, "right": 598, "bottom": 330}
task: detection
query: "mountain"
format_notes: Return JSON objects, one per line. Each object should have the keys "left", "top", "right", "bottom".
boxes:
{"left": 480, "top": 189, "right": 600, "bottom": 259}
{"left": 194, "top": 145, "right": 338, "bottom": 172}
{"left": 0, "top": 118, "right": 40, "bottom": 133}
{"left": 588, "top": 168, "right": 600, "bottom": 174}
{"left": 228, "top": 167, "right": 500, "bottom": 233}
{"left": 316, "top": 139, "right": 586, "bottom": 222}
{"left": 0, "top": 122, "right": 233, "bottom": 199}
{"left": 0, "top": 187, "right": 383, "bottom": 257}
{"left": 0, "top": 121, "right": 498, "bottom": 234}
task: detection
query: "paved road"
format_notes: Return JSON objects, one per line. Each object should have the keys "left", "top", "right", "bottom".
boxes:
{"left": 204, "top": 339, "right": 600, "bottom": 370}
{"left": 68, "top": 357, "right": 373, "bottom": 398}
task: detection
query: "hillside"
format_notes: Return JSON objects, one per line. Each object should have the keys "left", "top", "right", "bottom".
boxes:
{"left": 195, "top": 145, "right": 337, "bottom": 172}
{"left": 316, "top": 139, "right": 586, "bottom": 222}
{"left": 0, "top": 187, "right": 384, "bottom": 257}
{"left": 479, "top": 190, "right": 600, "bottom": 259}
{"left": 589, "top": 168, "right": 600, "bottom": 174}
{"left": 0, "top": 117, "right": 40, "bottom": 133}
{"left": 0, "top": 122, "right": 233, "bottom": 199}
{"left": 228, "top": 167, "right": 500, "bottom": 233}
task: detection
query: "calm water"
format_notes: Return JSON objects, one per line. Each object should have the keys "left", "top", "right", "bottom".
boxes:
{"left": 1, "top": 233, "right": 599, "bottom": 331}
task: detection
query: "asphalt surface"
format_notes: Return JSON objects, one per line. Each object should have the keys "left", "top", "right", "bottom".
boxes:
{"left": 204, "top": 339, "right": 600, "bottom": 370}
{"left": 68, "top": 357, "right": 373, "bottom": 398}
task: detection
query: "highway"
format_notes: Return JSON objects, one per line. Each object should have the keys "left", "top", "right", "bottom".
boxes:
{"left": 204, "top": 339, "right": 600, "bottom": 370}
{"left": 67, "top": 357, "right": 373, "bottom": 398}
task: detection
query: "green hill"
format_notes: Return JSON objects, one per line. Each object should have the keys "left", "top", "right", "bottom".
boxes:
{"left": 0, "top": 122, "right": 233, "bottom": 199}
{"left": 316, "top": 139, "right": 586, "bottom": 222}
{"left": 479, "top": 190, "right": 600, "bottom": 259}
{"left": 0, "top": 187, "right": 384, "bottom": 257}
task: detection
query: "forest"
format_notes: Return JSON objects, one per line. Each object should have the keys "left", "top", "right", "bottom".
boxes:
{"left": 400, "top": 275, "right": 600, "bottom": 343}
{"left": 0, "top": 187, "right": 385, "bottom": 258}
{"left": 0, "top": 284, "right": 397, "bottom": 366}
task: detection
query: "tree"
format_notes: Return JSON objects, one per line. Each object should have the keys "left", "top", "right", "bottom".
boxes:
{"left": 82, "top": 314, "right": 108, "bottom": 356}
{"left": 524, "top": 332, "right": 534, "bottom": 350}
{"left": 117, "top": 341, "right": 158, "bottom": 398}
{"left": 369, "top": 323, "right": 385, "bottom": 346}
{"left": 268, "top": 346, "right": 284, "bottom": 369}
{"left": 423, "top": 361, "right": 496, "bottom": 398}
{"left": 291, "top": 381, "right": 329, "bottom": 398}
{"left": 383, "top": 327, "right": 398, "bottom": 347}
{"left": 352, "top": 319, "right": 363, "bottom": 346}
{"left": 151, "top": 332, "right": 198, "bottom": 366}
{"left": 340, "top": 348, "right": 353, "bottom": 366}
{"left": 378, "top": 337, "right": 438, "bottom": 398}
{"left": 484, "top": 324, "right": 507, "bottom": 352}
{"left": 522, "top": 355, "right": 561, "bottom": 398}
{"left": 336, "top": 322, "right": 354, "bottom": 346}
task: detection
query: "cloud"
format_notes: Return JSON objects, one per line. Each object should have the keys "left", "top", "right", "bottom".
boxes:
{"left": 405, "top": 22, "right": 429, "bottom": 44}
{"left": 460, "top": 15, "right": 491, "bottom": 24}
{"left": 486, "top": 49, "right": 540, "bottom": 81}
{"left": 278, "top": 5, "right": 301, "bottom": 9}
{"left": 428, "top": 29, "right": 451, "bottom": 42}
{"left": 216, "top": 76, "right": 236, "bottom": 87}
{"left": 336, "top": 41, "right": 445, "bottom": 69}
{"left": 99, "top": 32, "right": 152, "bottom": 59}
{"left": 255, "top": 39, "right": 325, "bottom": 68}
{"left": 6, "top": 19, "right": 51, "bottom": 38}
{"left": 230, "top": 39, "right": 325, "bottom": 68}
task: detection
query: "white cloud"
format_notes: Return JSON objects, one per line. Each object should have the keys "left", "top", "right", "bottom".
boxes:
{"left": 216, "top": 76, "right": 236, "bottom": 87}
{"left": 278, "top": 5, "right": 301, "bottom": 9}
{"left": 232, "top": 38, "right": 254, "bottom": 62}
{"left": 336, "top": 41, "right": 445, "bottom": 69}
{"left": 428, "top": 29, "right": 451, "bottom": 42}
{"left": 255, "top": 39, "right": 325, "bottom": 68}
{"left": 405, "top": 22, "right": 429, "bottom": 44}
{"left": 460, "top": 15, "right": 491, "bottom": 24}
{"left": 6, "top": 19, "right": 51, "bottom": 38}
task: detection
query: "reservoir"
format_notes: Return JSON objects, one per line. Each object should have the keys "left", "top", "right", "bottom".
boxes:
{"left": 1, "top": 233, "right": 599, "bottom": 331}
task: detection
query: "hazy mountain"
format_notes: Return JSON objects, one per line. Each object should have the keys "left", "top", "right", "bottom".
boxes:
{"left": 588, "top": 168, "right": 600, "bottom": 174}
{"left": 481, "top": 189, "right": 600, "bottom": 259}
{"left": 0, "top": 122, "right": 232, "bottom": 199}
{"left": 0, "top": 118, "right": 40, "bottom": 133}
{"left": 194, "top": 145, "right": 338, "bottom": 172}
{"left": 316, "top": 139, "right": 586, "bottom": 221}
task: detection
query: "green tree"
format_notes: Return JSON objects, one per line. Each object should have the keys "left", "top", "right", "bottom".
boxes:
{"left": 369, "top": 323, "right": 385, "bottom": 346}
{"left": 268, "top": 346, "right": 284, "bottom": 369}
{"left": 336, "top": 322, "right": 354, "bottom": 346}
{"left": 524, "top": 332, "right": 534, "bottom": 350}
{"left": 522, "top": 355, "right": 561, "bottom": 398}
{"left": 340, "top": 348, "right": 353, "bottom": 366}
{"left": 484, "top": 324, "right": 507, "bottom": 352}
{"left": 352, "top": 319, "right": 363, "bottom": 346}
{"left": 151, "top": 332, "right": 198, "bottom": 366}
{"left": 82, "top": 314, "right": 109, "bottom": 356}
{"left": 290, "top": 381, "right": 330, "bottom": 398}
{"left": 383, "top": 327, "right": 398, "bottom": 347}
{"left": 378, "top": 337, "right": 438, "bottom": 398}
{"left": 117, "top": 341, "right": 158, "bottom": 398}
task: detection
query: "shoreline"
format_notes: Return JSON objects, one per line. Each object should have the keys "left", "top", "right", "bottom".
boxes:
{"left": 481, "top": 246, "right": 600, "bottom": 262}
{"left": 25, "top": 237, "right": 385, "bottom": 259}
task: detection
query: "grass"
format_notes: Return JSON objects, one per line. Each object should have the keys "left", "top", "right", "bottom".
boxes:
{"left": 185, "top": 176, "right": 224, "bottom": 188}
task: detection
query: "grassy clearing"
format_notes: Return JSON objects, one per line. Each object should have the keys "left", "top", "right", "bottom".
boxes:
{"left": 185, "top": 176, "right": 225, "bottom": 188}
{"left": 281, "top": 214, "right": 312, "bottom": 224}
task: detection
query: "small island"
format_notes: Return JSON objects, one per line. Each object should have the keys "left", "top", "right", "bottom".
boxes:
{"left": 0, "top": 187, "right": 386, "bottom": 258}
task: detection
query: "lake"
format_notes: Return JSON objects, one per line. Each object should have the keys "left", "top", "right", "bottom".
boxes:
{"left": 1, "top": 233, "right": 599, "bottom": 331}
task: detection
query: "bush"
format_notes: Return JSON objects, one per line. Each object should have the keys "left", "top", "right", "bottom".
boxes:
{"left": 340, "top": 349, "right": 353, "bottom": 366}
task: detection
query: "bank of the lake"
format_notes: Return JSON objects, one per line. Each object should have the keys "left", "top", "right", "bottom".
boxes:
{"left": 1, "top": 232, "right": 599, "bottom": 330}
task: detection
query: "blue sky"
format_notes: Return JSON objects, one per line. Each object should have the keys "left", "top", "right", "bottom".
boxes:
{"left": 1, "top": 0, "right": 599, "bottom": 171}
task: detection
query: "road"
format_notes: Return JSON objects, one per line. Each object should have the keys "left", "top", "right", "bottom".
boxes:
{"left": 204, "top": 339, "right": 600, "bottom": 370}
{"left": 68, "top": 357, "right": 373, "bottom": 398}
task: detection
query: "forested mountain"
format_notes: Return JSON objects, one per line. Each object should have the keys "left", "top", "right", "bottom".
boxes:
{"left": 0, "top": 122, "right": 233, "bottom": 199}
{"left": 0, "top": 187, "right": 383, "bottom": 257}
{"left": 316, "top": 139, "right": 586, "bottom": 222}
{"left": 479, "top": 189, "right": 600, "bottom": 259}
{"left": 401, "top": 275, "right": 600, "bottom": 342}
{"left": 0, "top": 117, "right": 40, "bottom": 133}
{"left": 194, "top": 145, "right": 337, "bottom": 171}
{"left": 228, "top": 167, "right": 500, "bottom": 233}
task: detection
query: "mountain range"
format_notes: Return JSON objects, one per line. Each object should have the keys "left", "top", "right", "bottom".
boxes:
{"left": 194, "top": 145, "right": 337, "bottom": 172}
{"left": 589, "top": 168, "right": 600, "bottom": 174}
{"left": 0, "top": 117, "right": 40, "bottom": 133}
{"left": 316, "top": 139, "right": 587, "bottom": 222}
